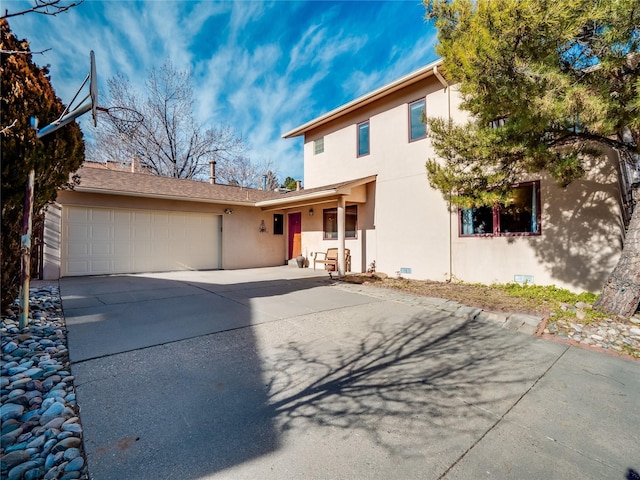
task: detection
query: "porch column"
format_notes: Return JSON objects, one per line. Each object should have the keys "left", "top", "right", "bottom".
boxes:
{"left": 337, "top": 196, "right": 346, "bottom": 277}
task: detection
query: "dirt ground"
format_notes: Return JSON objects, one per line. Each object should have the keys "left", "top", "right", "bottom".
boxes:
{"left": 341, "top": 275, "right": 557, "bottom": 316}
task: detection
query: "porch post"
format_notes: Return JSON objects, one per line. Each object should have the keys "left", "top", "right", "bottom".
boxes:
{"left": 337, "top": 196, "right": 346, "bottom": 277}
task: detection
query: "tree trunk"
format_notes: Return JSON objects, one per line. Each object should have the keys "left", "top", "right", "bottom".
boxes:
{"left": 595, "top": 186, "right": 640, "bottom": 316}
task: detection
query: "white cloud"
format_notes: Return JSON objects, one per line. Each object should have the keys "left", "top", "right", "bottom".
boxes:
{"left": 4, "top": 0, "right": 439, "bottom": 181}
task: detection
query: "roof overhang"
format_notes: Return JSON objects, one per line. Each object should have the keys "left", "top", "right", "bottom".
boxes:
{"left": 256, "top": 175, "right": 377, "bottom": 211}
{"left": 282, "top": 59, "right": 444, "bottom": 138}
{"left": 72, "top": 186, "right": 258, "bottom": 207}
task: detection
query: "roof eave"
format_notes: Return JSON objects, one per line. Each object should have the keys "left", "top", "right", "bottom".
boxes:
{"left": 282, "top": 59, "right": 444, "bottom": 138}
{"left": 72, "top": 186, "right": 260, "bottom": 206}
{"left": 255, "top": 175, "right": 377, "bottom": 208}
{"left": 255, "top": 189, "right": 339, "bottom": 208}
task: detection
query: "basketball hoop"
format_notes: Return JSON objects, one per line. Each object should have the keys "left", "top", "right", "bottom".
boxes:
{"left": 96, "top": 106, "right": 144, "bottom": 136}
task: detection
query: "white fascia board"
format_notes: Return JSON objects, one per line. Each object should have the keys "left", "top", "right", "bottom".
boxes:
{"left": 255, "top": 189, "right": 341, "bottom": 208}
{"left": 282, "top": 59, "right": 443, "bottom": 138}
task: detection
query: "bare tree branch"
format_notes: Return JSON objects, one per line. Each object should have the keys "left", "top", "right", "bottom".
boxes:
{"left": 0, "top": 48, "right": 51, "bottom": 55}
{"left": 0, "top": 119, "right": 18, "bottom": 135}
{"left": 88, "top": 63, "right": 247, "bottom": 181}
{"left": 2, "top": 0, "right": 84, "bottom": 19}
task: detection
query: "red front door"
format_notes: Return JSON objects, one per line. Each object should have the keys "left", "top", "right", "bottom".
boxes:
{"left": 288, "top": 212, "right": 302, "bottom": 259}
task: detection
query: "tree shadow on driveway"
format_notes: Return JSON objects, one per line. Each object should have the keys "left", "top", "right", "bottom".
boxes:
{"left": 258, "top": 306, "right": 556, "bottom": 475}
{"left": 64, "top": 272, "right": 559, "bottom": 479}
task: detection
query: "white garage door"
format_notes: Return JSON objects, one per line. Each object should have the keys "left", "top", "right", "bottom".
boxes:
{"left": 62, "top": 206, "right": 221, "bottom": 276}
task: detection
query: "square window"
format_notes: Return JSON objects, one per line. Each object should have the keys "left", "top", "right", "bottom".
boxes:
{"left": 357, "top": 121, "right": 369, "bottom": 157}
{"left": 460, "top": 182, "right": 540, "bottom": 236}
{"left": 314, "top": 137, "right": 324, "bottom": 155}
{"left": 461, "top": 206, "right": 494, "bottom": 235}
{"left": 409, "top": 99, "right": 426, "bottom": 141}
{"left": 323, "top": 205, "right": 357, "bottom": 240}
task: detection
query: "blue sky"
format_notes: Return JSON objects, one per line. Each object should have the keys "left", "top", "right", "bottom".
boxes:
{"left": 5, "top": 0, "right": 439, "bottom": 182}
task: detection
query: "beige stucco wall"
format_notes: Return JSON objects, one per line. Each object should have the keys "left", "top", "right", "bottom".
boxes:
{"left": 450, "top": 153, "right": 624, "bottom": 292}
{"left": 44, "top": 190, "right": 286, "bottom": 279}
{"left": 299, "top": 77, "right": 459, "bottom": 278}
{"left": 298, "top": 74, "right": 624, "bottom": 292}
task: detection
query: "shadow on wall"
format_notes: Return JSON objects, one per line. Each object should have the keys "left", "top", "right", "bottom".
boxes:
{"left": 523, "top": 153, "right": 625, "bottom": 292}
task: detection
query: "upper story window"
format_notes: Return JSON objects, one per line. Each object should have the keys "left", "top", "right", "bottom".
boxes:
{"left": 460, "top": 181, "right": 540, "bottom": 236}
{"left": 314, "top": 137, "right": 324, "bottom": 155}
{"left": 357, "top": 120, "right": 370, "bottom": 157}
{"left": 489, "top": 116, "right": 508, "bottom": 129}
{"left": 323, "top": 205, "right": 358, "bottom": 239}
{"left": 409, "top": 98, "right": 426, "bottom": 141}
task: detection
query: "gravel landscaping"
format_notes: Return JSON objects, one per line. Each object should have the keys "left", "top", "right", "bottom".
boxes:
{"left": 1, "top": 285, "right": 88, "bottom": 480}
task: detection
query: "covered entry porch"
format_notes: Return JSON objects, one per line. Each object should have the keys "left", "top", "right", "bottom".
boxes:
{"left": 258, "top": 175, "right": 376, "bottom": 277}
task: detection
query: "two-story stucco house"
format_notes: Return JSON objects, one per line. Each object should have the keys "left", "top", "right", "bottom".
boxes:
{"left": 44, "top": 59, "right": 626, "bottom": 293}
{"left": 277, "top": 59, "right": 626, "bottom": 293}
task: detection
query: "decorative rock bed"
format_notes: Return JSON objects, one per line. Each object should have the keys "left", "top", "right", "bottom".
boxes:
{"left": 543, "top": 314, "right": 640, "bottom": 357}
{"left": 1, "top": 285, "right": 88, "bottom": 480}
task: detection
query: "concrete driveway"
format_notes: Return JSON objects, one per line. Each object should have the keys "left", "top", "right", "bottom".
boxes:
{"left": 60, "top": 267, "right": 640, "bottom": 480}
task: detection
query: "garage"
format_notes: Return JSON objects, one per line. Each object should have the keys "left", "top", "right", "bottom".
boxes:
{"left": 62, "top": 205, "right": 221, "bottom": 276}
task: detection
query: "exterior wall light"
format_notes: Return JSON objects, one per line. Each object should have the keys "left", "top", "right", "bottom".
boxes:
{"left": 224, "top": 208, "right": 233, "bottom": 215}
{"left": 309, "top": 208, "right": 314, "bottom": 216}
{"left": 259, "top": 220, "right": 267, "bottom": 233}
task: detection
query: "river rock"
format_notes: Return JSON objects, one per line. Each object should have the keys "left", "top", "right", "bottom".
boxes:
{"left": 0, "top": 404, "right": 24, "bottom": 422}
{"left": 0, "top": 449, "right": 30, "bottom": 470}
{"left": 39, "top": 401, "right": 66, "bottom": 425}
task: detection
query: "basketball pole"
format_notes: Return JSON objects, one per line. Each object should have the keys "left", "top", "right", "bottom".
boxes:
{"left": 19, "top": 170, "right": 35, "bottom": 329}
{"left": 20, "top": 50, "right": 97, "bottom": 329}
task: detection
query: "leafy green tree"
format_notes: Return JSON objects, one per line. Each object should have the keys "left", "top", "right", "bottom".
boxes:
{"left": 282, "top": 176, "right": 297, "bottom": 190}
{"left": 424, "top": 0, "right": 640, "bottom": 315}
{"left": 1, "top": 19, "right": 84, "bottom": 309}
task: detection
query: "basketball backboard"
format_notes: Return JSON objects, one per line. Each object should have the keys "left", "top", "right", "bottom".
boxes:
{"left": 35, "top": 50, "right": 97, "bottom": 138}
{"left": 90, "top": 50, "right": 98, "bottom": 127}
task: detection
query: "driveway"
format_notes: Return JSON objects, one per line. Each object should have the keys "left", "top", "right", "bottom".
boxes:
{"left": 60, "top": 267, "right": 640, "bottom": 479}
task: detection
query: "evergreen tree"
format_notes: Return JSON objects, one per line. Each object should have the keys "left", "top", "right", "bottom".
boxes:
{"left": 1, "top": 19, "right": 84, "bottom": 309}
{"left": 282, "top": 176, "right": 297, "bottom": 190}
{"left": 424, "top": 0, "right": 639, "bottom": 315}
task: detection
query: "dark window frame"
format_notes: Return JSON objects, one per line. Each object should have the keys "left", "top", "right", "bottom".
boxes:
{"left": 458, "top": 181, "right": 541, "bottom": 237}
{"left": 409, "top": 98, "right": 427, "bottom": 142}
{"left": 273, "top": 213, "right": 284, "bottom": 235}
{"left": 357, "top": 120, "right": 370, "bottom": 157}
{"left": 323, "top": 205, "right": 358, "bottom": 240}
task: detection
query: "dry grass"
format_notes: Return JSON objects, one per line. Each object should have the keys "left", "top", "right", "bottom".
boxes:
{"left": 341, "top": 275, "right": 559, "bottom": 316}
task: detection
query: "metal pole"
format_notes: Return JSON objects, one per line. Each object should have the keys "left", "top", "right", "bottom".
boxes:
{"left": 19, "top": 169, "right": 35, "bottom": 329}
{"left": 337, "top": 197, "right": 346, "bottom": 277}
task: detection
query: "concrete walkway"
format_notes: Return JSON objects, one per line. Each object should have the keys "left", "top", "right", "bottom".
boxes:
{"left": 60, "top": 267, "right": 640, "bottom": 480}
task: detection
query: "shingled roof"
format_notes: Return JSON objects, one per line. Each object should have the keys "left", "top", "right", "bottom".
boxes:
{"left": 73, "top": 165, "right": 284, "bottom": 205}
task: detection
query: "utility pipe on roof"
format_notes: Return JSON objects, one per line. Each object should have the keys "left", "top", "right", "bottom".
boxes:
{"left": 209, "top": 161, "right": 216, "bottom": 185}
